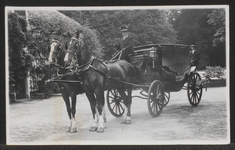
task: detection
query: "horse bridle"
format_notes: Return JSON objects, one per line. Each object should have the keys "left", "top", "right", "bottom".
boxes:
{"left": 65, "top": 37, "right": 84, "bottom": 58}
{"left": 49, "top": 40, "right": 63, "bottom": 61}
{"left": 49, "top": 40, "right": 74, "bottom": 70}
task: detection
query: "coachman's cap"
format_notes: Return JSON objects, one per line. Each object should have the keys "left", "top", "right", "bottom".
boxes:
{"left": 190, "top": 42, "right": 197, "bottom": 47}
{"left": 121, "top": 25, "right": 129, "bottom": 32}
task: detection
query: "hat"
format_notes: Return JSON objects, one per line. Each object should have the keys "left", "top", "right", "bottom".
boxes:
{"left": 121, "top": 25, "right": 129, "bottom": 32}
{"left": 190, "top": 43, "right": 197, "bottom": 48}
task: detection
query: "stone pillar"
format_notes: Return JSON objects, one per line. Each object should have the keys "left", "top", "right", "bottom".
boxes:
{"left": 25, "top": 71, "right": 31, "bottom": 99}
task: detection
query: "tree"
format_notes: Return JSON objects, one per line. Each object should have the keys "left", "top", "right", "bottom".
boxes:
{"left": 8, "top": 12, "right": 34, "bottom": 102}
{"left": 207, "top": 9, "right": 226, "bottom": 46}
{"left": 60, "top": 9, "right": 178, "bottom": 60}
{"left": 207, "top": 9, "right": 226, "bottom": 67}
{"left": 172, "top": 9, "right": 217, "bottom": 69}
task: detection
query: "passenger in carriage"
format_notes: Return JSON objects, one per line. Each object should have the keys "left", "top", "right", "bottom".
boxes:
{"left": 189, "top": 43, "right": 201, "bottom": 72}
{"left": 113, "top": 25, "right": 134, "bottom": 62}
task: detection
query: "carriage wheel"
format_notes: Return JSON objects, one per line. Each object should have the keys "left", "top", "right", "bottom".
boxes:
{"left": 106, "top": 89, "right": 125, "bottom": 117}
{"left": 147, "top": 80, "right": 165, "bottom": 118}
{"left": 163, "top": 92, "right": 170, "bottom": 107}
{"left": 187, "top": 72, "right": 203, "bottom": 106}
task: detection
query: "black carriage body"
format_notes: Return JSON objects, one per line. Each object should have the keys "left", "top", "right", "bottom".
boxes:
{"left": 107, "top": 44, "right": 203, "bottom": 118}
{"left": 130, "top": 44, "right": 191, "bottom": 92}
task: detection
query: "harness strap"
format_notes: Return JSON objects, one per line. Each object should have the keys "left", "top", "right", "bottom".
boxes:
{"left": 55, "top": 61, "right": 72, "bottom": 70}
{"left": 66, "top": 50, "right": 75, "bottom": 54}
{"left": 110, "top": 50, "right": 122, "bottom": 61}
{"left": 89, "top": 64, "right": 110, "bottom": 78}
{"left": 89, "top": 62, "right": 148, "bottom": 87}
{"left": 74, "top": 56, "right": 95, "bottom": 72}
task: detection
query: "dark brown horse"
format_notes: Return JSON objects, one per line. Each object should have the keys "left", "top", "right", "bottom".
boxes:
{"left": 64, "top": 31, "right": 136, "bottom": 133}
{"left": 48, "top": 34, "right": 106, "bottom": 133}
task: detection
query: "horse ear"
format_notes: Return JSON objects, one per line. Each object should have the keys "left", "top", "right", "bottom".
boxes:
{"left": 74, "top": 30, "right": 81, "bottom": 39}
{"left": 65, "top": 42, "right": 68, "bottom": 50}
{"left": 67, "top": 32, "right": 72, "bottom": 39}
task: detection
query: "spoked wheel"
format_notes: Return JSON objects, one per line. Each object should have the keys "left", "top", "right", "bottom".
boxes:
{"left": 163, "top": 92, "right": 170, "bottom": 107}
{"left": 187, "top": 72, "right": 203, "bottom": 106}
{"left": 147, "top": 80, "right": 165, "bottom": 118}
{"left": 106, "top": 89, "right": 125, "bottom": 117}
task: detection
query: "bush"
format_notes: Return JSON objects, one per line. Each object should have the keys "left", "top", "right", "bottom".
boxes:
{"left": 8, "top": 12, "right": 34, "bottom": 97}
{"left": 26, "top": 10, "right": 104, "bottom": 95}
{"left": 27, "top": 10, "right": 103, "bottom": 57}
{"left": 203, "top": 66, "right": 226, "bottom": 80}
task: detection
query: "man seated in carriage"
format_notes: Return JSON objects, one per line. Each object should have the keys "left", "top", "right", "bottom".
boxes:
{"left": 189, "top": 43, "right": 201, "bottom": 72}
{"left": 112, "top": 25, "right": 145, "bottom": 83}
{"left": 113, "top": 25, "right": 134, "bottom": 62}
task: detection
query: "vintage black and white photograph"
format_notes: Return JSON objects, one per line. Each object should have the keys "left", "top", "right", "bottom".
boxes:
{"left": 5, "top": 6, "right": 229, "bottom": 145}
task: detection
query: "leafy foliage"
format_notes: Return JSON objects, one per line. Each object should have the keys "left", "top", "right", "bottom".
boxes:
{"left": 25, "top": 10, "right": 104, "bottom": 95}
{"left": 8, "top": 12, "right": 34, "bottom": 95}
{"left": 60, "top": 10, "right": 177, "bottom": 60}
{"left": 27, "top": 10, "right": 103, "bottom": 58}
{"left": 171, "top": 9, "right": 226, "bottom": 68}
{"left": 207, "top": 9, "right": 226, "bottom": 67}
{"left": 203, "top": 66, "right": 226, "bottom": 80}
{"left": 8, "top": 9, "right": 226, "bottom": 99}
{"left": 207, "top": 9, "right": 226, "bottom": 46}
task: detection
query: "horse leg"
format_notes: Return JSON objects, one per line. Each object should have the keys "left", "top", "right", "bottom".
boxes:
{"left": 126, "top": 87, "right": 132, "bottom": 124}
{"left": 70, "top": 94, "right": 77, "bottom": 133}
{"left": 61, "top": 91, "right": 72, "bottom": 132}
{"left": 118, "top": 89, "right": 129, "bottom": 124}
{"left": 86, "top": 92, "right": 99, "bottom": 132}
{"left": 95, "top": 91, "right": 105, "bottom": 133}
{"left": 102, "top": 105, "right": 107, "bottom": 123}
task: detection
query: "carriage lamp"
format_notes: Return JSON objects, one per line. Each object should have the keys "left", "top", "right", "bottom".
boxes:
{"left": 149, "top": 47, "right": 157, "bottom": 58}
{"left": 149, "top": 47, "right": 157, "bottom": 68}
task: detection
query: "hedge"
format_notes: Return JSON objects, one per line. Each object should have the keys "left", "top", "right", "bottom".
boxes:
{"left": 27, "top": 10, "right": 103, "bottom": 57}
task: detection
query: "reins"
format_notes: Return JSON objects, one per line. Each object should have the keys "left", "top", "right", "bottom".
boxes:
{"left": 50, "top": 37, "right": 144, "bottom": 87}
{"left": 65, "top": 37, "right": 130, "bottom": 85}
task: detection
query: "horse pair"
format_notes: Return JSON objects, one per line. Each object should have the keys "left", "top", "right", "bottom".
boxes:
{"left": 48, "top": 31, "right": 136, "bottom": 133}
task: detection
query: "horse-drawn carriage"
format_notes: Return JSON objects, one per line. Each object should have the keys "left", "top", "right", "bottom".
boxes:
{"left": 106, "top": 44, "right": 203, "bottom": 118}
{"left": 47, "top": 32, "right": 203, "bottom": 132}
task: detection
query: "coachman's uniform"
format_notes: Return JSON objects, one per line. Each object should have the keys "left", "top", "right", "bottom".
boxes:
{"left": 119, "top": 34, "right": 134, "bottom": 61}
{"left": 114, "top": 25, "right": 134, "bottom": 62}
{"left": 189, "top": 44, "right": 201, "bottom": 71}
{"left": 190, "top": 50, "right": 200, "bottom": 67}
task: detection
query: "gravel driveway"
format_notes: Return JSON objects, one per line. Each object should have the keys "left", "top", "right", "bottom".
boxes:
{"left": 7, "top": 87, "right": 229, "bottom": 145}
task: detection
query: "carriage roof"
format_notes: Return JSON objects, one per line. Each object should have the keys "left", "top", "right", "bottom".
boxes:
{"left": 132, "top": 44, "right": 191, "bottom": 76}
{"left": 134, "top": 43, "right": 190, "bottom": 52}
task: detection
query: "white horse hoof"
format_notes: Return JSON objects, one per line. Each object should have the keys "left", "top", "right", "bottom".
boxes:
{"left": 89, "top": 126, "right": 98, "bottom": 132}
{"left": 121, "top": 119, "right": 131, "bottom": 124}
{"left": 70, "top": 127, "right": 77, "bottom": 133}
{"left": 121, "top": 120, "right": 126, "bottom": 124}
{"left": 97, "top": 127, "right": 104, "bottom": 133}
{"left": 66, "top": 127, "right": 71, "bottom": 132}
{"left": 125, "top": 120, "right": 131, "bottom": 124}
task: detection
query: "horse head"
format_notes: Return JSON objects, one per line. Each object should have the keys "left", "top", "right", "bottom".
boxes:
{"left": 64, "top": 30, "right": 88, "bottom": 66}
{"left": 48, "top": 40, "right": 62, "bottom": 65}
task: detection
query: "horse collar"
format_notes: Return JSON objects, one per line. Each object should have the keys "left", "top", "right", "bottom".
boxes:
{"left": 75, "top": 56, "right": 95, "bottom": 73}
